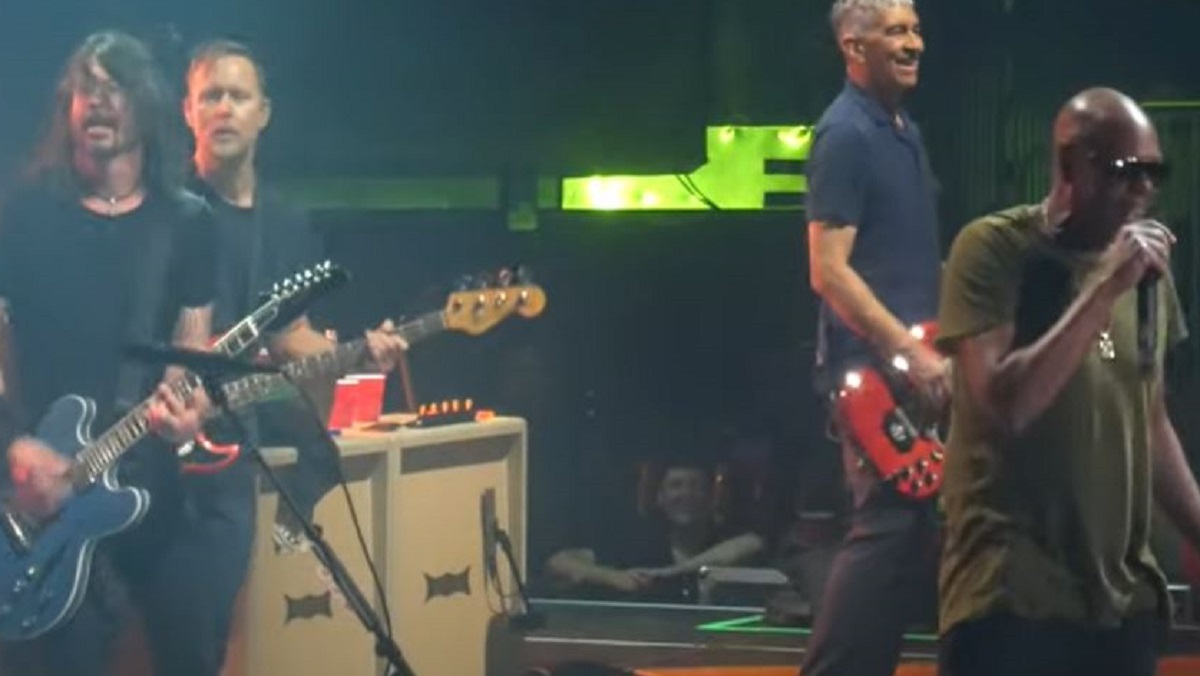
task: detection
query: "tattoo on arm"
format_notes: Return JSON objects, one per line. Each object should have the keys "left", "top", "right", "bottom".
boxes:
{"left": 0, "top": 298, "right": 10, "bottom": 398}
{"left": 172, "top": 305, "right": 213, "bottom": 351}
{"left": 0, "top": 297, "right": 23, "bottom": 449}
{"left": 165, "top": 305, "right": 213, "bottom": 384}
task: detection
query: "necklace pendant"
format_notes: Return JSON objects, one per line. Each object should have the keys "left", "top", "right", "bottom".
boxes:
{"left": 1098, "top": 331, "right": 1116, "bottom": 361}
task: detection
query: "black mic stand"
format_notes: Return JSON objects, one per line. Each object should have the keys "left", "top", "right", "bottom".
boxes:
{"left": 196, "top": 371, "right": 417, "bottom": 676}
{"left": 493, "top": 525, "right": 544, "bottom": 631}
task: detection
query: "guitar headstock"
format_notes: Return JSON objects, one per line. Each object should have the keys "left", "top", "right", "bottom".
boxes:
{"left": 443, "top": 266, "right": 546, "bottom": 336}
{"left": 258, "top": 261, "right": 350, "bottom": 331}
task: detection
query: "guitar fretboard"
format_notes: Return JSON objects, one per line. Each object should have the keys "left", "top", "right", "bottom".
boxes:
{"left": 68, "top": 316, "right": 271, "bottom": 488}
{"left": 223, "top": 310, "right": 446, "bottom": 410}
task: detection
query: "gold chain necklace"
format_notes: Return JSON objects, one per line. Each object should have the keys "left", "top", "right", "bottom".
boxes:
{"left": 1038, "top": 202, "right": 1117, "bottom": 362}
{"left": 1097, "top": 324, "right": 1116, "bottom": 361}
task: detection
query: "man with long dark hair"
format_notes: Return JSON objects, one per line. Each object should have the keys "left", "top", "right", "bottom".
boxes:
{"left": 0, "top": 30, "right": 223, "bottom": 675}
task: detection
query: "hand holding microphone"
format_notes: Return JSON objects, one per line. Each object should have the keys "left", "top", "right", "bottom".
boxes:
{"left": 1098, "top": 219, "right": 1174, "bottom": 375}
{"left": 1102, "top": 220, "right": 1173, "bottom": 295}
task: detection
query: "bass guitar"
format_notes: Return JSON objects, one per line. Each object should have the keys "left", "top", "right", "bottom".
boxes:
{"left": 180, "top": 269, "right": 548, "bottom": 473}
{"left": 0, "top": 262, "right": 347, "bottom": 640}
{"left": 832, "top": 321, "right": 946, "bottom": 500}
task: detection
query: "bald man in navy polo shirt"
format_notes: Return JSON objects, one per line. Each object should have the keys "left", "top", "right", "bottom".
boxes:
{"left": 801, "top": 1, "right": 948, "bottom": 675}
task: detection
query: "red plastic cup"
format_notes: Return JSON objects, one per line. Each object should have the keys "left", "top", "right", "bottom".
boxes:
{"left": 353, "top": 373, "right": 386, "bottom": 423}
{"left": 328, "top": 377, "right": 360, "bottom": 430}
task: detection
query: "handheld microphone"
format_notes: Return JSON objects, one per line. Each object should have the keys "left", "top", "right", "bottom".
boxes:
{"left": 1137, "top": 273, "right": 1158, "bottom": 376}
{"left": 1133, "top": 221, "right": 1171, "bottom": 377}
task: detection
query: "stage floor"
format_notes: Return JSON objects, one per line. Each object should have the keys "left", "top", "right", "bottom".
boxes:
{"left": 521, "top": 599, "right": 1200, "bottom": 672}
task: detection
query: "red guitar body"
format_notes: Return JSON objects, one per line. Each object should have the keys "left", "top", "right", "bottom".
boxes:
{"left": 184, "top": 433, "right": 241, "bottom": 474}
{"left": 179, "top": 342, "right": 267, "bottom": 475}
{"left": 832, "top": 321, "right": 945, "bottom": 501}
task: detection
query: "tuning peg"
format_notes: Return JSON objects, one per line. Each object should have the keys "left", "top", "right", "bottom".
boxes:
{"left": 454, "top": 275, "right": 475, "bottom": 292}
{"left": 512, "top": 264, "right": 533, "bottom": 285}
{"left": 475, "top": 272, "right": 492, "bottom": 289}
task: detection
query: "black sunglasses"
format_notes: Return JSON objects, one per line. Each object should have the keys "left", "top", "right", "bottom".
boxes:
{"left": 1103, "top": 156, "right": 1171, "bottom": 185}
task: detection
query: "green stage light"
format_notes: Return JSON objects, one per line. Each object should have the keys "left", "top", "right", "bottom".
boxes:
{"left": 561, "top": 124, "right": 813, "bottom": 211}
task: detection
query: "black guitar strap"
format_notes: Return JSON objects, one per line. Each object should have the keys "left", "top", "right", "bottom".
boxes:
{"left": 112, "top": 196, "right": 177, "bottom": 418}
{"left": 245, "top": 189, "right": 268, "bottom": 315}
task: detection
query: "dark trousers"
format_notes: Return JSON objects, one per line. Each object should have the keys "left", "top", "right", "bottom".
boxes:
{"left": 939, "top": 612, "right": 1163, "bottom": 676}
{"left": 799, "top": 438, "right": 940, "bottom": 676}
{"left": 0, "top": 462, "right": 256, "bottom": 676}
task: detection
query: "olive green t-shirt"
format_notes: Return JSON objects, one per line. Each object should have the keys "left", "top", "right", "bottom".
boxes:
{"left": 935, "top": 204, "right": 1188, "bottom": 634}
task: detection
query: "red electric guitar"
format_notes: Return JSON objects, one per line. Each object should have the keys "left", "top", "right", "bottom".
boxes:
{"left": 831, "top": 321, "right": 947, "bottom": 500}
{"left": 181, "top": 269, "right": 547, "bottom": 473}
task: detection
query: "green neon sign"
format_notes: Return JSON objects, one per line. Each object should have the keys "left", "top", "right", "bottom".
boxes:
{"left": 560, "top": 125, "right": 812, "bottom": 211}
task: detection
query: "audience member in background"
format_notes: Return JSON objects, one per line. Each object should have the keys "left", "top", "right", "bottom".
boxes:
{"left": 544, "top": 457, "right": 764, "bottom": 602}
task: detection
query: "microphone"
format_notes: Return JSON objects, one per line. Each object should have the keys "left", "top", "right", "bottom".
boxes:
{"left": 480, "top": 487, "right": 544, "bottom": 631}
{"left": 123, "top": 344, "right": 280, "bottom": 377}
{"left": 1137, "top": 273, "right": 1158, "bottom": 376}
{"left": 1133, "top": 220, "right": 1171, "bottom": 377}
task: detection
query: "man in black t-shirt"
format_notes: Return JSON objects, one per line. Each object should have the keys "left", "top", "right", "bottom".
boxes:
{"left": 0, "top": 32, "right": 220, "bottom": 676}
{"left": 182, "top": 41, "right": 408, "bottom": 550}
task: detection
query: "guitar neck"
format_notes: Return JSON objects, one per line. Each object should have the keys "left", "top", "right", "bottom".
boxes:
{"left": 68, "top": 312, "right": 275, "bottom": 488}
{"left": 223, "top": 310, "right": 446, "bottom": 409}
{"left": 68, "top": 376, "right": 200, "bottom": 488}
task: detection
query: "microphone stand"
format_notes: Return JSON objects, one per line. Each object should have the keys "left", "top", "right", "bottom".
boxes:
{"left": 493, "top": 526, "right": 544, "bottom": 631}
{"left": 196, "top": 371, "right": 417, "bottom": 676}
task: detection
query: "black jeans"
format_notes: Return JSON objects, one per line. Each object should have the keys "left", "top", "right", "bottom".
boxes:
{"left": 939, "top": 612, "right": 1163, "bottom": 676}
{"left": 799, "top": 437, "right": 940, "bottom": 676}
{"left": 0, "top": 460, "right": 256, "bottom": 676}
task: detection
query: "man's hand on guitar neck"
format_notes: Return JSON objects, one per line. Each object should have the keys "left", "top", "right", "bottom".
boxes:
{"left": 8, "top": 437, "right": 72, "bottom": 520}
{"left": 147, "top": 379, "right": 209, "bottom": 446}
{"left": 363, "top": 319, "right": 409, "bottom": 372}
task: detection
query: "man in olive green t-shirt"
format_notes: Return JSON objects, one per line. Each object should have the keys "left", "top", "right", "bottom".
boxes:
{"left": 936, "top": 88, "right": 1200, "bottom": 676}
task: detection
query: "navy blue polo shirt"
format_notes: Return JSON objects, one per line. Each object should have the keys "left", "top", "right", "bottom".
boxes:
{"left": 808, "top": 81, "right": 941, "bottom": 392}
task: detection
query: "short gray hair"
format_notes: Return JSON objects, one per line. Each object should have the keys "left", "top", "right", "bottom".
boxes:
{"left": 830, "top": 0, "right": 915, "bottom": 39}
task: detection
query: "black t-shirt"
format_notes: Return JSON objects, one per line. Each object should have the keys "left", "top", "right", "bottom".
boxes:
{"left": 190, "top": 181, "right": 324, "bottom": 333}
{"left": 0, "top": 182, "right": 216, "bottom": 431}
{"left": 191, "top": 180, "right": 330, "bottom": 482}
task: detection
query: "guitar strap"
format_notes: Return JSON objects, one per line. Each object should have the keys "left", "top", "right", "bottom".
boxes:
{"left": 112, "top": 197, "right": 175, "bottom": 419}
{"left": 209, "top": 188, "right": 269, "bottom": 455}
{"left": 245, "top": 189, "right": 268, "bottom": 321}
